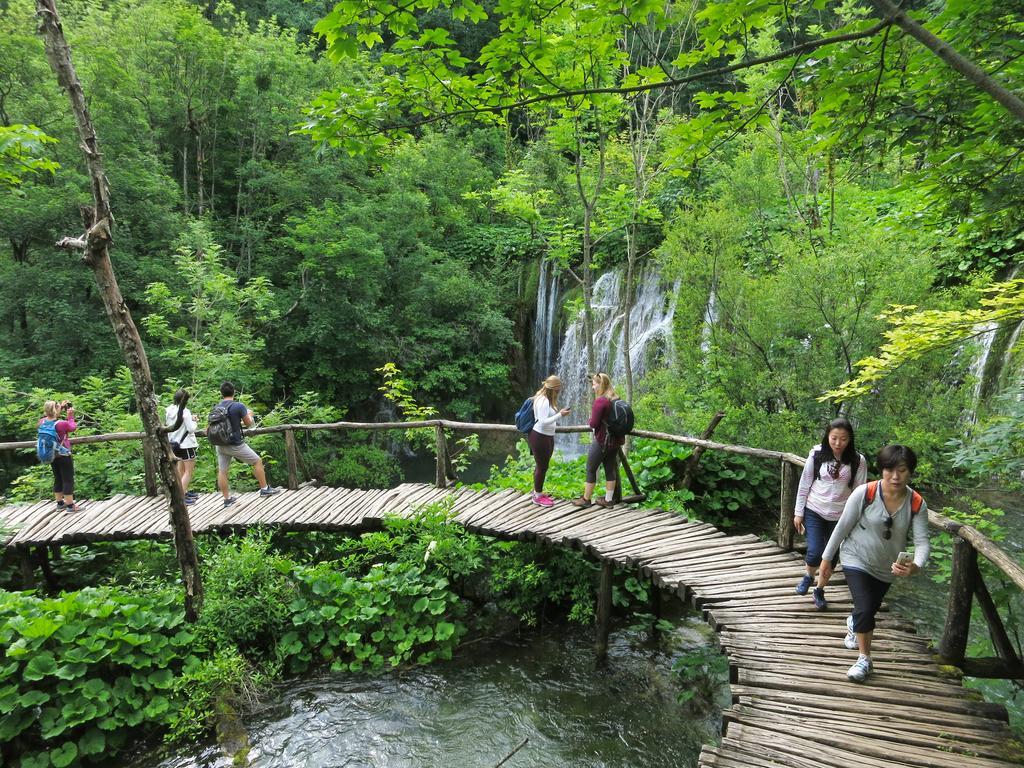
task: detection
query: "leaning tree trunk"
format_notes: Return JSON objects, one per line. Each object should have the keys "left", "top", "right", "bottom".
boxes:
{"left": 36, "top": 0, "right": 203, "bottom": 621}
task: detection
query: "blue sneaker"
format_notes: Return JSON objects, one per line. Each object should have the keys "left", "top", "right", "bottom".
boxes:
{"left": 812, "top": 587, "right": 828, "bottom": 611}
{"left": 259, "top": 486, "right": 280, "bottom": 497}
{"left": 795, "top": 574, "right": 813, "bottom": 595}
{"left": 223, "top": 496, "right": 237, "bottom": 508}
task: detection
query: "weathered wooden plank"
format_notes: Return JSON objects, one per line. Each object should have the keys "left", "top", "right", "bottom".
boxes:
{"left": 733, "top": 700, "right": 1013, "bottom": 752}
{"left": 728, "top": 717, "right": 1013, "bottom": 768}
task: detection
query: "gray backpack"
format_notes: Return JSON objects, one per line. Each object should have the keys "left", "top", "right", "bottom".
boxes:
{"left": 206, "top": 401, "right": 235, "bottom": 446}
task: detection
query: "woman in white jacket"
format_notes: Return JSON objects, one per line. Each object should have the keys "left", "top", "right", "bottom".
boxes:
{"left": 528, "top": 375, "right": 570, "bottom": 507}
{"left": 165, "top": 388, "right": 199, "bottom": 504}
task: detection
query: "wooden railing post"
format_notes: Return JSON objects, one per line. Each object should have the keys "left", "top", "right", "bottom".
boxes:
{"left": 777, "top": 459, "right": 799, "bottom": 550}
{"left": 939, "top": 535, "right": 977, "bottom": 663}
{"left": 434, "top": 425, "right": 449, "bottom": 489}
{"left": 284, "top": 429, "right": 300, "bottom": 491}
{"left": 142, "top": 439, "right": 159, "bottom": 497}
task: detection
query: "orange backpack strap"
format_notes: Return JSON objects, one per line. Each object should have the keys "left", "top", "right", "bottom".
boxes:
{"left": 910, "top": 490, "right": 923, "bottom": 515}
{"left": 864, "top": 480, "right": 878, "bottom": 505}
{"left": 863, "top": 480, "right": 923, "bottom": 515}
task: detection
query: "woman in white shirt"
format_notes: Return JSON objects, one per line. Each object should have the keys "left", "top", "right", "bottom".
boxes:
{"left": 165, "top": 388, "right": 199, "bottom": 504}
{"left": 793, "top": 417, "right": 867, "bottom": 610}
{"left": 528, "top": 375, "right": 570, "bottom": 507}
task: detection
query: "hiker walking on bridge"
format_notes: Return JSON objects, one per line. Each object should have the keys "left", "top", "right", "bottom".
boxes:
{"left": 572, "top": 372, "right": 623, "bottom": 509}
{"left": 819, "top": 444, "right": 930, "bottom": 683}
{"left": 793, "top": 418, "right": 866, "bottom": 610}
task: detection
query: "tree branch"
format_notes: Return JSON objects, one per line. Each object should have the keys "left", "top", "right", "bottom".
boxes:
{"left": 865, "top": 0, "right": 1024, "bottom": 124}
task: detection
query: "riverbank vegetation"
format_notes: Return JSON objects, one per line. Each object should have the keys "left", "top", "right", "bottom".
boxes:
{"left": 2, "top": 499, "right": 723, "bottom": 766}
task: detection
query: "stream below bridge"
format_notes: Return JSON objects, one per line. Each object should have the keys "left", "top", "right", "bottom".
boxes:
{"left": 119, "top": 616, "right": 726, "bottom": 768}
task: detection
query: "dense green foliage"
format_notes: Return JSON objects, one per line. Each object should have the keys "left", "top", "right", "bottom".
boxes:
{"left": 0, "top": 499, "right": 653, "bottom": 766}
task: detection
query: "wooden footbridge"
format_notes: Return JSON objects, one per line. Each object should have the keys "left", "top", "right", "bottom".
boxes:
{"left": 2, "top": 422, "right": 1023, "bottom": 767}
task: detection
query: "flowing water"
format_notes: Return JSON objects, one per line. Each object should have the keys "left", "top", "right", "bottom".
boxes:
{"left": 122, "top": 620, "right": 725, "bottom": 768}
{"left": 554, "top": 269, "right": 677, "bottom": 455}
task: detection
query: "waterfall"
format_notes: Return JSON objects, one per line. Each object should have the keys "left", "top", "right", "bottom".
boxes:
{"left": 968, "top": 321, "right": 1001, "bottom": 418}
{"left": 533, "top": 259, "right": 560, "bottom": 380}
{"left": 553, "top": 267, "right": 678, "bottom": 454}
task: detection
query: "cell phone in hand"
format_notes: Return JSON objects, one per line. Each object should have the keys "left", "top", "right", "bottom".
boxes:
{"left": 896, "top": 551, "right": 912, "bottom": 566}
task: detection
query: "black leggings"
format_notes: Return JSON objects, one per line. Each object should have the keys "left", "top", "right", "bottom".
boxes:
{"left": 585, "top": 441, "right": 618, "bottom": 484}
{"left": 528, "top": 430, "right": 554, "bottom": 493}
{"left": 51, "top": 455, "right": 75, "bottom": 496}
{"left": 844, "top": 566, "right": 892, "bottom": 634}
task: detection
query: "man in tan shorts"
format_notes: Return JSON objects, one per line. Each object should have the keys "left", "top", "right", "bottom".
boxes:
{"left": 215, "top": 381, "right": 280, "bottom": 507}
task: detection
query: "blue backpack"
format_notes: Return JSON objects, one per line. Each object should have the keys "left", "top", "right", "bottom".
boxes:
{"left": 37, "top": 420, "right": 71, "bottom": 464}
{"left": 515, "top": 397, "right": 536, "bottom": 433}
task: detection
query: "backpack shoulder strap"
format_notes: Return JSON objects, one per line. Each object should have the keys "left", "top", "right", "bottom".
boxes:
{"left": 910, "top": 490, "right": 924, "bottom": 515}
{"left": 811, "top": 447, "right": 823, "bottom": 480}
{"left": 862, "top": 480, "right": 878, "bottom": 511}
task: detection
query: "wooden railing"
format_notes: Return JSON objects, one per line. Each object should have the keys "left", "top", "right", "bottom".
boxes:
{"left": 1, "top": 420, "right": 1021, "bottom": 678}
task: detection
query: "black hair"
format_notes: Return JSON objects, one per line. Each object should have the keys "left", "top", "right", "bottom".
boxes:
{"left": 818, "top": 417, "right": 860, "bottom": 489}
{"left": 877, "top": 444, "right": 917, "bottom": 473}
{"left": 169, "top": 388, "right": 190, "bottom": 434}
{"left": 220, "top": 381, "right": 235, "bottom": 398}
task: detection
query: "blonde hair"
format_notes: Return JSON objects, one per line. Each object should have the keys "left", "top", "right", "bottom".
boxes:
{"left": 592, "top": 372, "right": 616, "bottom": 399}
{"left": 43, "top": 400, "right": 59, "bottom": 419}
{"left": 534, "top": 375, "right": 562, "bottom": 408}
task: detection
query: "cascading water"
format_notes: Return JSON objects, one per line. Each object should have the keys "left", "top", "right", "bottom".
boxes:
{"left": 533, "top": 259, "right": 560, "bottom": 381}
{"left": 554, "top": 267, "right": 678, "bottom": 454}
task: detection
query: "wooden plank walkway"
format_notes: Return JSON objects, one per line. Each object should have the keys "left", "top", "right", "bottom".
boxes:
{"left": 0, "top": 483, "right": 1019, "bottom": 766}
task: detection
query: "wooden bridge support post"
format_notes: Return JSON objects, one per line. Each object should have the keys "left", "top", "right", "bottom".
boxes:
{"left": 974, "top": 571, "right": 1022, "bottom": 668}
{"left": 595, "top": 560, "right": 614, "bottom": 661}
{"left": 939, "top": 536, "right": 977, "bottom": 662}
{"left": 777, "top": 459, "right": 800, "bottom": 550}
{"left": 284, "top": 429, "right": 300, "bottom": 491}
{"left": 142, "top": 438, "right": 159, "bottom": 497}
{"left": 434, "top": 425, "right": 449, "bottom": 489}
{"left": 17, "top": 548, "right": 35, "bottom": 589}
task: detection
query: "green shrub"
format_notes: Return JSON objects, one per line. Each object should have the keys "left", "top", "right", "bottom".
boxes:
{"left": 278, "top": 560, "right": 466, "bottom": 674}
{"left": 0, "top": 587, "right": 197, "bottom": 767}
{"left": 196, "top": 533, "right": 294, "bottom": 663}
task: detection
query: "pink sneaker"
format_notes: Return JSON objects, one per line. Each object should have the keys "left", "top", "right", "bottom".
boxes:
{"left": 532, "top": 493, "right": 554, "bottom": 507}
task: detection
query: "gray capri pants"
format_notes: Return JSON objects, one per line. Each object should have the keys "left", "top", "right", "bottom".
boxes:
{"left": 586, "top": 440, "right": 618, "bottom": 484}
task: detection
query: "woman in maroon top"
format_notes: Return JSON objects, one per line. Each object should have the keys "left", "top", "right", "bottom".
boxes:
{"left": 572, "top": 373, "right": 623, "bottom": 508}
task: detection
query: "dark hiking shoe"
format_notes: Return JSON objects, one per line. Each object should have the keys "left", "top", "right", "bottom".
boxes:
{"left": 223, "top": 496, "right": 237, "bottom": 508}
{"left": 812, "top": 587, "right": 828, "bottom": 611}
{"left": 795, "top": 574, "right": 814, "bottom": 595}
{"left": 594, "top": 498, "right": 613, "bottom": 508}
{"left": 571, "top": 497, "right": 592, "bottom": 508}
{"left": 259, "top": 486, "right": 281, "bottom": 497}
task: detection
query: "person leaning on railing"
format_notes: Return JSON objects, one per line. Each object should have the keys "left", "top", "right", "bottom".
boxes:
{"left": 818, "top": 445, "right": 930, "bottom": 683}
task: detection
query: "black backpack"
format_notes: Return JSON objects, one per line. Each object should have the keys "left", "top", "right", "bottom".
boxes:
{"left": 206, "top": 401, "right": 235, "bottom": 446}
{"left": 604, "top": 399, "right": 634, "bottom": 439}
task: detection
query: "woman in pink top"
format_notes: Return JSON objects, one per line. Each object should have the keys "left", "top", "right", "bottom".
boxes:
{"left": 793, "top": 417, "right": 866, "bottom": 610}
{"left": 40, "top": 400, "right": 78, "bottom": 512}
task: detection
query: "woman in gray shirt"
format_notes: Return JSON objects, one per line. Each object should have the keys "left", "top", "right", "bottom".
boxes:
{"left": 819, "top": 445, "right": 930, "bottom": 683}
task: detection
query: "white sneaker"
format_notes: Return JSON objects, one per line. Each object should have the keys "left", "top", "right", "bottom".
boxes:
{"left": 847, "top": 655, "right": 873, "bottom": 682}
{"left": 844, "top": 615, "right": 858, "bottom": 650}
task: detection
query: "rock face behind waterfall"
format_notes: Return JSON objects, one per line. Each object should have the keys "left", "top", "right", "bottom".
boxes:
{"left": 549, "top": 268, "right": 678, "bottom": 454}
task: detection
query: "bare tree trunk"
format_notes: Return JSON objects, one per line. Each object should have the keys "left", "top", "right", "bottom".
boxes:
{"left": 36, "top": 0, "right": 204, "bottom": 621}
